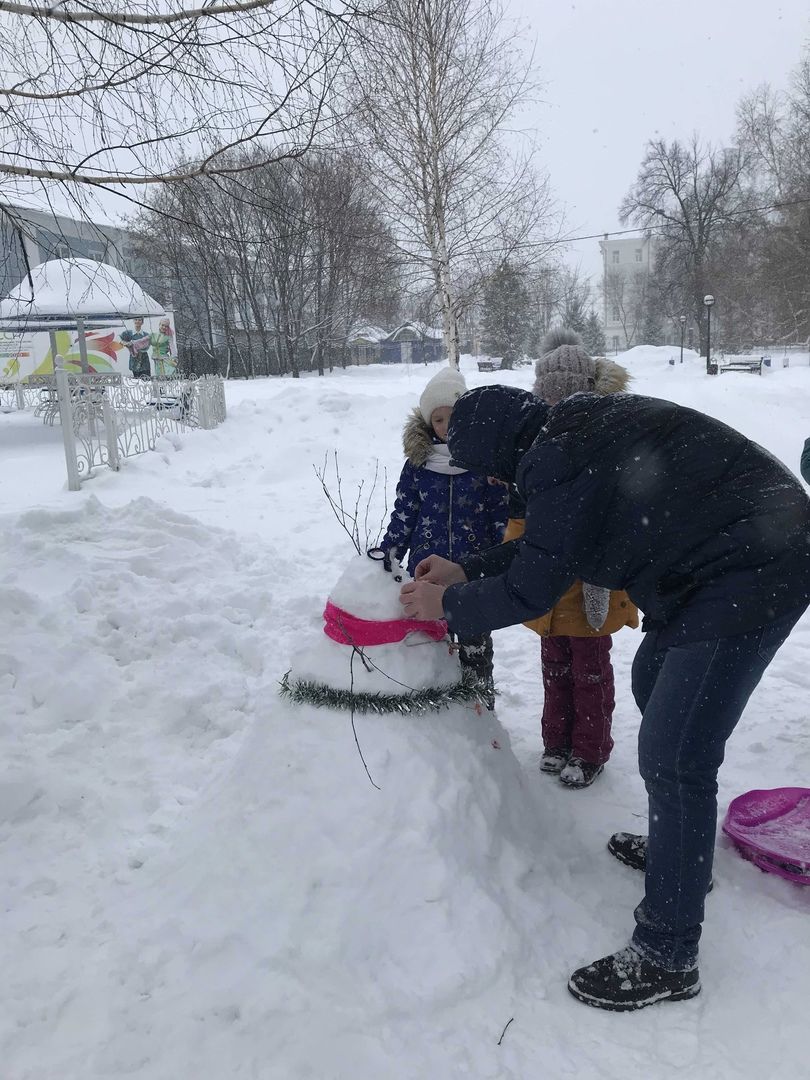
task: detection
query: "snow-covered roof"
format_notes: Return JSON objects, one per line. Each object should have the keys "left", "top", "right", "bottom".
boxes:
{"left": 348, "top": 323, "right": 387, "bottom": 344}
{"left": 0, "top": 258, "right": 164, "bottom": 321}
{"left": 386, "top": 321, "right": 443, "bottom": 342}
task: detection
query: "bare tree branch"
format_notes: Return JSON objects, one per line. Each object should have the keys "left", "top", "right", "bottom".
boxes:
{"left": 0, "top": 0, "right": 366, "bottom": 191}
{"left": 0, "top": 0, "right": 276, "bottom": 25}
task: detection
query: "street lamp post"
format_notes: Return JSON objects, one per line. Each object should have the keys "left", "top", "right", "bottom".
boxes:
{"left": 679, "top": 315, "right": 686, "bottom": 364}
{"left": 704, "top": 295, "right": 716, "bottom": 374}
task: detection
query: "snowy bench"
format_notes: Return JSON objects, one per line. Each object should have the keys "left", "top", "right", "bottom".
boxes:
{"left": 718, "top": 357, "right": 763, "bottom": 376}
{"left": 477, "top": 359, "right": 499, "bottom": 372}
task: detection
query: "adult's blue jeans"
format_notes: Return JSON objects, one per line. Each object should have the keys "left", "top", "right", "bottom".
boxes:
{"left": 630, "top": 606, "right": 806, "bottom": 970}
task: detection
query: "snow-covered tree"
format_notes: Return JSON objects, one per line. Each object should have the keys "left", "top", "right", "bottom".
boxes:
{"left": 481, "top": 263, "right": 530, "bottom": 369}
{"left": 582, "top": 312, "right": 607, "bottom": 355}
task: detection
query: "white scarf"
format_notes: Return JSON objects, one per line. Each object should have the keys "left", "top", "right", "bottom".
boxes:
{"left": 424, "top": 443, "right": 467, "bottom": 475}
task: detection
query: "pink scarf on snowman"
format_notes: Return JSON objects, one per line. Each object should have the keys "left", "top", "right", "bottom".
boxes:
{"left": 323, "top": 600, "right": 447, "bottom": 646}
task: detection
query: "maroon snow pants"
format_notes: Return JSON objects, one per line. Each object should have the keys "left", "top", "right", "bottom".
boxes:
{"left": 540, "top": 635, "right": 615, "bottom": 765}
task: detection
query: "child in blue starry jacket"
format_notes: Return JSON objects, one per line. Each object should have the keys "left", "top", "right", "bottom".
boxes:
{"left": 374, "top": 367, "right": 509, "bottom": 704}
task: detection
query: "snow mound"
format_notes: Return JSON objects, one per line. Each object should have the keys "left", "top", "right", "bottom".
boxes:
{"left": 72, "top": 692, "right": 547, "bottom": 1078}
{"left": 618, "top": 344, "right": 701, "bottom": 364}
{"left": 0, "top": 495, "right": 289, "bottom": 1071}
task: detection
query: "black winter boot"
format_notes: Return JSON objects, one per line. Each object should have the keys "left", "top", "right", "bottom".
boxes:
{"left": 607, "top": 832, "right": 714, "bottom": 891}
{"left": 539, "top": 747, "right": 571, "bottom": 774}
{"left": 607, "top": 832, "right": 648, "bottom": 870}
{"left": 568, "top": 946, "right": 701, "bottom": 1011}
{"left": 559, "top": 756, "right": 603, "bottom": 788}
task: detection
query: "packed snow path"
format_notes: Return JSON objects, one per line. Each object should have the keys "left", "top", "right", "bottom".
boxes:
{"left": 1, "top": 348, "right": 809, "bottom": 1079}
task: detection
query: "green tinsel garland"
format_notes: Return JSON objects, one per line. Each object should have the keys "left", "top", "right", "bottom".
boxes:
{"left": 279, "top": 671, "right": 488, "bottom": 715}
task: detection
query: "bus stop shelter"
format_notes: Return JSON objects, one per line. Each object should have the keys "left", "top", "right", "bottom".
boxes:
{"left": 0, "top": 257, "right": 164, "bottom": 376}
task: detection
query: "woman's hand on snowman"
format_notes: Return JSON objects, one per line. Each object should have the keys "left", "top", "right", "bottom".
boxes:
{"left": 400, "top": 580, "right": 446, "bottom": 621}
{"left": 413, "top": 554, "right": 467, "bottom": 586}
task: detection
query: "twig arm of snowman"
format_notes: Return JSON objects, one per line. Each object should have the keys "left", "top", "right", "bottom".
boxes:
{"left": 375, "top": 460, "right": 422, "bottom": 570}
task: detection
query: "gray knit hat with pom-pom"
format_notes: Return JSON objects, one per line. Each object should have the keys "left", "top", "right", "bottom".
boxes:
{"left": 532, "top": 327, "right": 596, "bottom": 404}
{"left": 532, "top": 326, "right": 631, "bottom": 631}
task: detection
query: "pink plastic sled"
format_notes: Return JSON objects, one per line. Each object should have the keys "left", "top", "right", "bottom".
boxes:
{"left": 722, "top": 788, "right": 810, "bottom": 885}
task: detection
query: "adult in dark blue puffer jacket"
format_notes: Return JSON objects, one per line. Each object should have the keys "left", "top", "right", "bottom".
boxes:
{"left": 400, "top": 383, "right": 810, "bottom": 1012}
{"left": 376, "top": 367, "right": 508, "bottom": 704}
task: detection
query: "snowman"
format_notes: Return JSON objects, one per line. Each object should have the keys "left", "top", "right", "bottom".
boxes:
{"left": 281, "top": 553, "right": 486, "bottom": 719}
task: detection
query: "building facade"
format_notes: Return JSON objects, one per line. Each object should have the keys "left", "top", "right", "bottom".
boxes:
{"left": 380, "top": 323, "right": 444, "bottom": 365}
{"left": 1, "top": 205, "right": 137, "bottom": 301}
{"left": 347, "top": 325, "right": 387, "bottom": 365}
{"left": 599, "top": 234, "right": 656, "bottom": 352}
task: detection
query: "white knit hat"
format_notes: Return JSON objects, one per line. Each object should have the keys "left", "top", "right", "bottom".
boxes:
{"left": 419, "top": 366, "right": 467, "bottom": 425}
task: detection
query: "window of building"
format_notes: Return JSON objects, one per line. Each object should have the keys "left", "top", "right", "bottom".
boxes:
{"left": 612, "top": 250, "right": 620, "bottom": 264}
{"left": 611, "top": 306, "right": 620, "bottom": 322}
{"left": 635, "top": 249, "right": 643, "bottom": 263}
{"left": 55, "top": 242, "right": 71, "bottom": 259}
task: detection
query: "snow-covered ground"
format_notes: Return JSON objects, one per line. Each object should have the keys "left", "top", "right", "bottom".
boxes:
{"left": 1, "top": 346, "right": 809, "bottom": 1079}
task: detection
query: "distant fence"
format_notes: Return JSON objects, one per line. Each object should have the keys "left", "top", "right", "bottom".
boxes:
{"left": 52, "top": 371, "right": 226, "bottom": 490}
{"left": 0, "top": 382, "right": 40, "bottom": 411}
{"left": 175, "top": 342, "right": 356, "bottom": 379}
{"left": 715, "top": 342, "right": 809, "bottom": 359}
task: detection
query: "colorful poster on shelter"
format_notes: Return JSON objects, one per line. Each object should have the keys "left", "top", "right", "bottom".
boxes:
{"left": 0, "top": 313, "right": 176, "bottom": 381}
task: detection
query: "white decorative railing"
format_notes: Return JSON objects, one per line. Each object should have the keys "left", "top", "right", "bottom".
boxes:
{"left": 53, "top": 372, "right": 227, "bottom": 489}
{"left": 0, "top": 381, "right": 40, "bottom": 410}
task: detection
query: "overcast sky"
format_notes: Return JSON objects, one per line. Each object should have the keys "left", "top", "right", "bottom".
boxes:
{"left": 509, "top": 0, "right": 810, "bottom": 279}
{"left": 10, "top": 0, "right": 810, "bottom": 297}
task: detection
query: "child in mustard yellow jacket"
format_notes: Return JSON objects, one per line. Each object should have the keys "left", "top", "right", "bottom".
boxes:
{"left": 513, "top": 328, "right": 638, "bottom": 787}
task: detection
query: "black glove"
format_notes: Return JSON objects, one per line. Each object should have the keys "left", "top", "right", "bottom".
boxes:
{"left": 367, "top": 546, "right": 403, "bottom": 581}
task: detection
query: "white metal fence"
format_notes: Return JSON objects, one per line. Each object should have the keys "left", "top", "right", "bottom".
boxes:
{"left": 0, "top": 380, "right": 43, "bottom": 411}
{"left": 51, "top": 372, "right": 227, "bottom": 489}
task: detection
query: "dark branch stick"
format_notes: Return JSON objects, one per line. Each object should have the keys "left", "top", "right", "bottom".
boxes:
{"left": 497, "top": 1018, "right": 514, "bottom": 1046}
{"left": 349, "top": 647, "right": 380, "bottom": 790}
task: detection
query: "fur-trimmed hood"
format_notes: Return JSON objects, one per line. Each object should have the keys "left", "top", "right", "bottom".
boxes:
{"left": 403, "top": 407, "right": 440, "bottom": 466}
{"left": 592, "top": 357, "right": 631, "bottom": 395}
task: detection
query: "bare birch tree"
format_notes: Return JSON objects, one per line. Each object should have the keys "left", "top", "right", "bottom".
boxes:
{"left": 352, "top": 0, "right": 554, "bottom": 368}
